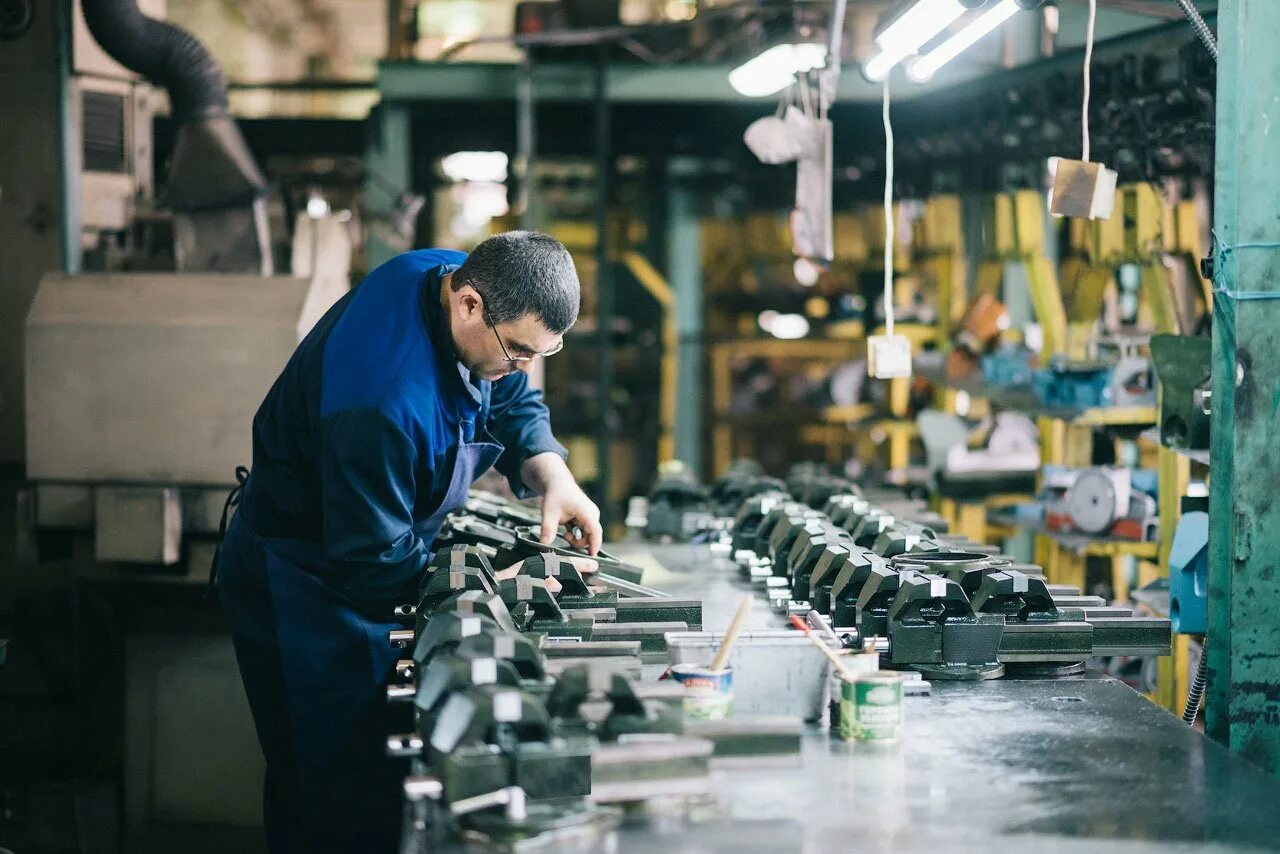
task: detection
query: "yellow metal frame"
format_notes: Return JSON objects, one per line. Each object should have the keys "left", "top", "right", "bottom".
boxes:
{"left": 1012, "top": 190, "right": 1069, "bottom": 365}
{"left": 708, "top": 338, "right": 862, "bottom": 476}
{"left": 1063, "top": 184, "right": 1193, "bottom": 712}
{"left": 917, "top": 195, "right": 967, "bottom": 343}
{"left": 907, "top": 185, "right": 1194, "bottom": 714}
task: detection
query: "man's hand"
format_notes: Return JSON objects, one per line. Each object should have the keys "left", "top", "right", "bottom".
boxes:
{"left": 494, "top": 555, "right": 599, "bottom": 595}
{"left": 520, "top": 452, "right": 603, "bottom": 555}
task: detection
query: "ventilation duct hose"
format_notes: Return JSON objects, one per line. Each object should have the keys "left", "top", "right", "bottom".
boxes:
{"left": 81, "top": 0, "right": 229, "bottom": 122}
{"left": 1182, "top": 644, "right": 1208, "bottom": 725}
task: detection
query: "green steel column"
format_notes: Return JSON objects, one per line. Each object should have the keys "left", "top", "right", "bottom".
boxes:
{"left": 56, "top": 0, "right": 79, "bottom": 274}
{"left": 366, "top": 102, "right": 413, "bottom": 268}
{"left": 667, "top": 158, "right": 703, "bottom": 475}
{"left": 1207, "top": 0, "right": 1280, "bottom": 771}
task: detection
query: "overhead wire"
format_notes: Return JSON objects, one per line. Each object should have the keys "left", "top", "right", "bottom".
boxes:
{"left": 882, "top": 79, "right": 895, "bottom": 337}
{"left": 1082, "top": 0, "right": 1096, "bottom": 162}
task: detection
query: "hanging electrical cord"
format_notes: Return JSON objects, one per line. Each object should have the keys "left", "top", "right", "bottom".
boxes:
{"left": 1174, "top": 0, "right": 1218, "bottom": 62}
{"left": 1182, "top": 642, "right": 1208, "bottom": 725}
{"left": 1081, "top": 0, "right": 1096, "bottom": 162}
{"left": 882, "top": 79, "right": 895, "bottom": 336}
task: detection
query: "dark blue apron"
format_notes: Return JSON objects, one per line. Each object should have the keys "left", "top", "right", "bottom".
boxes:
{"left": 217, "top": 423, "right": 503, "bottom": 853}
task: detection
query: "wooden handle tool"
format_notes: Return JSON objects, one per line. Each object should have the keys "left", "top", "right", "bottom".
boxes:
{"left": 710, "top": 595, "right": 753, "bottom": 671}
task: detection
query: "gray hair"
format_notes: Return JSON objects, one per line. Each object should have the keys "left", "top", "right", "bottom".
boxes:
{"left": 452, "top": 231, "right": 580, "bottom": 333}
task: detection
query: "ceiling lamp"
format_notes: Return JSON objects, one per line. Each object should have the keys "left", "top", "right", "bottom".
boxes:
{"left": 729, "top": 43, "right": 828, "bottom": 98}
{"left": 906, "top": 0, "right": 1020, "bottom": 81}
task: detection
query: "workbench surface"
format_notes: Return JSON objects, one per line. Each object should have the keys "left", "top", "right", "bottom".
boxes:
{"left": 601, "top": 542, "right": 1280, "bottom": 853}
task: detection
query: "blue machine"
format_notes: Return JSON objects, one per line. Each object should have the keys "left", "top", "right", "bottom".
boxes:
{"left": 981, "top": 345, "right": 1035, "bottom": 387}
{"left": 1168, "top": 510, "right": 1209, "bottom": 634}
{"left": 1032, "top": 362, "right": 1113, "bottom": 409}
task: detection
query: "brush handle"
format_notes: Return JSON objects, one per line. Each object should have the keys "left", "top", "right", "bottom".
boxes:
{"left": 792, "top": 615, "right": 855, "bottom": 681}
{"left": 710, "top": 595, "right": 753, "bottom": 671}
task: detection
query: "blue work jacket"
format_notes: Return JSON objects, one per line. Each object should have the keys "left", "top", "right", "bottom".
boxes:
{"left": 238, "top": 249, "right": 566, "bottom": 609}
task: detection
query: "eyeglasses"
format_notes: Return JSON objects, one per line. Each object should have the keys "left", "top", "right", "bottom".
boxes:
{"left": 474, "top": 287, "right": 564, "bottom": 364}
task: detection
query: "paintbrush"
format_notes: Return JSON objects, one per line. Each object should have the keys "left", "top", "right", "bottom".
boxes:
{"left": 709, "top": 595, "right": 753, "bottom": 671}
{"left": 790, "top": 614, "right": 855, "bottom": 680}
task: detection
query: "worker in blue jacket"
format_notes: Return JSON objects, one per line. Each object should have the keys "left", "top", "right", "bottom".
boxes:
{"left": 213, "top": 231, "right": 601, "bottom": 852}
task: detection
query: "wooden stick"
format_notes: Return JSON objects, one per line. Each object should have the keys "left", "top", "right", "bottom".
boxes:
{"left": 794, "top": 618, "right": 856, "bottom": 681}
{"left": 710, "top": 596, "right": 753, "bottom": 671}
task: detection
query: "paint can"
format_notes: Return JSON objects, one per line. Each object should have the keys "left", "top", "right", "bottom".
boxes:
{"left": 669, "top": 663, "right": 734, "bottom": 720}
{"left": 839, "top": 671, "right": 904, "bottom": 742}
{"left": 828, "top": 651, "right": 880, "bottom": 732}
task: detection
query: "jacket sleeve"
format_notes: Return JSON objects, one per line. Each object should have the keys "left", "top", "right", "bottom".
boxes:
{"left": 320, "top": 407, "right": 428, "bottom": 609}
{"left": 488, "top": 370, "right": 568, "bottom": 499}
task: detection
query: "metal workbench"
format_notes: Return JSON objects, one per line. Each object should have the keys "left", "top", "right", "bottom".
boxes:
{"left": 595, "top": 542, "right": 1280, "bottom": 853}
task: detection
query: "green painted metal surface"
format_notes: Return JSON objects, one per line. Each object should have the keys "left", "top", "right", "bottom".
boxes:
{"left": 667, "top": 158, "right": 703, "bottom": 474}
{"left": 365, "top": 103, "right": 412, "bottom": 269}
{"left": 377, "top": 61, "right": 910, "bottom": 105}
{"left": 1208, "top": 0, "right": 1280, "bottom": 772}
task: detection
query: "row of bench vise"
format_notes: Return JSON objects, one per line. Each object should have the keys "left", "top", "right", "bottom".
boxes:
{"left": 380, "top": 491, "right": 797, "bottom": 850}
{"left": 725, "top": 469, "right": 1172, "bottom": 681}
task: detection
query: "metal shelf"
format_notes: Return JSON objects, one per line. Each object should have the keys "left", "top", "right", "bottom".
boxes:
{"left": 915, "top": 356, "right": 1157, "bottom": 427}
{"left": 988, "top": 511, "right": 1160, "bottom": 559}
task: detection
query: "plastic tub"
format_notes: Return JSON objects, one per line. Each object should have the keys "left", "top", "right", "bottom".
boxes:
{"left": 665, "top": 629, "right": 831, "bottom": 721}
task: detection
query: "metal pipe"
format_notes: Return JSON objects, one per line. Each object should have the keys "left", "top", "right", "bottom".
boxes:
{"left": 55, "top": 0, "right": 79, "bottom": 273}
{"left": 820, "top": 0, "right": 849, "bottom": 111}
{"left": 594, "top": 49, "right": 614, "bottom": 533}
{"left": 1173, "top": 0, "right": 1219, "bottom": 61}
{"left": 1183, "top": 644, "right": 1208, "bottom": 724}
{"left": 516, "top": 56, "right": 536, "bottom": 229}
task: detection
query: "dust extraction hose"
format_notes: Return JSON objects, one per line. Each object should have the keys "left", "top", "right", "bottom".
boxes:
{"left": 1182, "top": 644, "right": 1208, "bottom": 725}
{"left": 81, "top": 0, "right": 229, "bottom": 122}
{"left": 1174, "top": 0, "right": 1218, "bottom": 62}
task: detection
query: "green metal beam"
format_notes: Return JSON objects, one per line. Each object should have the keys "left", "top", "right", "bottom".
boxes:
{"left": 376, "top": 60, "right": 977, "bottom": 105}
{"left": 365, "top": 103, "right": 413, "bottom": 268}
{"left": 667, "top": 158, "right": 703, "bottom": 475}
{"left": 1208, "top": 0, "right": 1280, "bottom": 772}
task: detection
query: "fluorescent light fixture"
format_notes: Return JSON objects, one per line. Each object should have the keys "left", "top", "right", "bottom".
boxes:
{"left": 793, "top": 257, "right": 821, "bottom": 286}
{"left": 441, "top": 151, "right": 509, "bottom": 183}
{"left": 770, "top": 313, "right": 811, "bottom": 340}
{"left": 865, "top": 0, "right": 969, "bottom": 81}
{"left": 305, "top": 190, "right": 330, "bottom": 219}
{"left": 863, "top": 45, "right": 914, "bottom": 81}
{"left": 729, "top": 43, "right": 827, "bottom": 98}
{"left": 907, "top": 0, "right": 1020, "bottom": 82}
{"left": 874, "top": 0, "right": 966, "bottom": 53}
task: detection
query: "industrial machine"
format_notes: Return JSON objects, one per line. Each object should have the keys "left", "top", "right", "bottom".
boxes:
{"left": 1033, "top": 337, "right": 1156, "bottom": 410}
{"left": 14, "top": 0, "right": 352, "bottom": 570}
{"left": 917, "top": 409, "right": 1041, "bottom": 497}
{"left": 3, "top": 0, "right": 354, "bottom": 837}
{"left": 379, "top": 460, "right": 1171, "bottom": 850}
{"left": 642, "top": 466, "right": 714, "bottom": 542}
{"left": 1151, "top": 333, "right": 1211, "bottom": 452}
{"left": 384, "top": 489, "right": 799, "bottom": 848}
{"left": 729, "top": 464, "right": 1170, "bottom": 679}
{"left": 1169, "top": 508, "right": 1209, "bottom": 635}
{"left": 1040, "top": 466, "right": 1159, "bottom": 541}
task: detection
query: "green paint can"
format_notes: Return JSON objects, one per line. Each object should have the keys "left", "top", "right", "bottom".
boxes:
{"left": 839, "top": 672, "right": 904, "bottom": 742}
